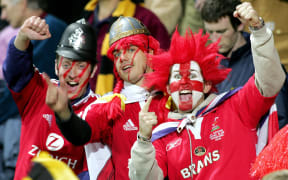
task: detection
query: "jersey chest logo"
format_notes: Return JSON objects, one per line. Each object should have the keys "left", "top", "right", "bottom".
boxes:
{"left": 46, "top": 133, "right": 64, "bottom": 151}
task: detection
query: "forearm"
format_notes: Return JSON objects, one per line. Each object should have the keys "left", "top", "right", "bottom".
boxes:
{"left": 129, "top": 140, "right": 164, "bottom": 180}
{"left": 251, "top": 26, "right": 286, "bottom": 97}
{"left": 56, "top": 107, "right": 92, "bottom": 145}
{"left": 14, "top": 31, "right": 31, "bottom": 51}
{"left": 3, "top": 36, "right": 34, "bottom": 92}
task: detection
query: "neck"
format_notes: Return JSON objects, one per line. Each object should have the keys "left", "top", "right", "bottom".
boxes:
{"left": 226, "top": 32, "right": 246, "bottom": 58}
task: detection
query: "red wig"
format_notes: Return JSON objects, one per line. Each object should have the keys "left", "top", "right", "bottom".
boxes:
{"left": 143, "top": 28, "right": 231, "bottom": 94}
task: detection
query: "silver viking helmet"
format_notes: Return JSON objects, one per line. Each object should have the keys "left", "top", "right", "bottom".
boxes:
{"left": 109, "top": 16, "right": 150, "bottom": 46}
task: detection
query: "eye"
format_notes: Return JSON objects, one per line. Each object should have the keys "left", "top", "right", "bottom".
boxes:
{"left": 207, "top": 30, "right": 213, "bottom": 34}
{"left": 174, "top": 74, "right": 181, "bottom": 80}
{"left": 62, "top": 63, "right": 71, "bottom": 69}
{"left": 113, "top": 51, "right": 121, "bottom": 58}
{"left": 127, "top": 47, "right": 136, "bottom": 53}
{"left": 216, "top": 29, "right": 226, "bottom": 34}
{"left": 78, "top": 63, "right": 87, "bottom": 69}
{"left": 190, "top": 72, "right": 197, "bottom": 79}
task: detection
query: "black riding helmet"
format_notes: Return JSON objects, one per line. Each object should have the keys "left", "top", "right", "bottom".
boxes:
{"left": 56, "top": 19, "right": 97, "bottom": 65}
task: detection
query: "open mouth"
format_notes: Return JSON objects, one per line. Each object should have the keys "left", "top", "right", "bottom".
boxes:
{"left": 66, "top": 81, "right": 79, "bottom": 92}
{"left": 121, "top": 64, "right": 132, "bottom": 72}
{"left": 179, "top": 90, "right": 192, "bottom": 102}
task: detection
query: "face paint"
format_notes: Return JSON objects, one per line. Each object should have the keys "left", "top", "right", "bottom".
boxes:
{"left": 69, "top": 63, "right": 90, "bottom": 99}
{"left": 169, "top": 61, "right": 204, "bottom": 112}
{"left": 57, "top": 56, "right": 92, "bottom": 100}
{"left": 114, "top": 45, "right": 148, "bottom": 85}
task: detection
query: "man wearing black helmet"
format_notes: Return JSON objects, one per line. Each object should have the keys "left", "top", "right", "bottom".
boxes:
{"left": 2, "top": 16, "right": 98, "bottom": 180}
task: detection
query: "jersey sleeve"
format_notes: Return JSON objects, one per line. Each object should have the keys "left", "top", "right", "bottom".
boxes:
{"left": 3, "top": 36, "right": 34, "bottom": 93}
{"left": 129, "top": 140, "right": 164, "bottom": 180}
{"left": 230, "top": 76, "right": 276, "bottom": 128}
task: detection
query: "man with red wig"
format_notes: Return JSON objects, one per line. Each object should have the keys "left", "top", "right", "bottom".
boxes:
{"left": 46, "top": 16, "right": 169, "bottom": 180}
{"left": 128, "top": 2, "right": 285, "bottom": 180}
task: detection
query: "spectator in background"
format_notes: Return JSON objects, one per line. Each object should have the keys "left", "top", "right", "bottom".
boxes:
{"left": 201, "top": 0, "right": 288, "bottom": 130}
{"left": 144, "top": 0, "right": 182, "bottom": 35}
{"left": 1, "top": 0, "right": 67, "bottom": 79}
{"left": 0, "top": 11, "right": 19, "bottom": 180}
{"left": 178, "top": 0, "right": 205, "bottom": 34}
{"left": 82, "top": 0, "right": 170, "bottom": 95}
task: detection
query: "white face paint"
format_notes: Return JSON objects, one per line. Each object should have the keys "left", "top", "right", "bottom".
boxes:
{"left": 168, "top": 61, "right": 204, "bottom": 113}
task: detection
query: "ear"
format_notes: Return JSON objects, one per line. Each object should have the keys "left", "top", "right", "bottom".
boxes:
{"left": 203, "top": 81, "right": 212, "bottom": 94}
{"left": 237, "top": 23, "right": 245, "bottom": 32}
{"left": 54, "top": 59, "right": 59, "bottom": 76}
{"left": 90, "top": 65, "right": 98, "bottom": 78}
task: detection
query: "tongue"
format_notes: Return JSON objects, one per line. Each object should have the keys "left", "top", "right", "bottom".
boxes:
{"left": 180, "top": 94, "right": 192, "bottom": 102}
{"left": 67, "top": 85, "right": 78, "bottom": 93}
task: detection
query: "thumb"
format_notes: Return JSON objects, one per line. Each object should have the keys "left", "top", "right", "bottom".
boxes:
{"left": 141, "top": 96, "right": 153, "bottom": 113}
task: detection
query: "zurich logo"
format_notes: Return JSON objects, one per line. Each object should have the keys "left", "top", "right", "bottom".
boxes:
{"left": 46, "top": 133, "right": 64, "bottom": 151}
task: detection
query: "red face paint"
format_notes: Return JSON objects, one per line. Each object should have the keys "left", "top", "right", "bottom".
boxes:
{"left": 114, "top": 47, "right": 141, "bottom": 82}
{"left": 169, "top": 62, "right": 203, "bottom": 93}
{"left": 127, "top": 48, "right": 140, "bottom": 81}
{"left": 169, "top": 62, "right": 204, "bottom": 112}
{"left": 58, "top": 56, "right": 91, "bottom": 100}
{"left": 68, "top": 62, "right": 91, "bottom": 99}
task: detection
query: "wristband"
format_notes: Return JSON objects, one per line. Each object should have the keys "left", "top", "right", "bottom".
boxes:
{"left": 137, "top": 132, "right": 151, "bottom": 142}
{"left": 249, "top": 17, "right": 265, "bottom": 31}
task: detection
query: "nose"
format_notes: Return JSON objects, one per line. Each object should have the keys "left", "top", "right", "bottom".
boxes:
{"left": 68, "top": 65, "right": 78, "bottom": 78}
{"left": 119, "top": 51, "right": 129, "bottom": 63}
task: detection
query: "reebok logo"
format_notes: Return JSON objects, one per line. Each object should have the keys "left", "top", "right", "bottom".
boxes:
{"left": 123, "top": 119, "right": 138, "bottom": 131}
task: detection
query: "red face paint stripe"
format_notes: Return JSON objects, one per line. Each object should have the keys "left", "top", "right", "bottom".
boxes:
{"left": 77, "top": 63, "right": 90, "bottom": 79}
{"left": 70, "top": 77, "right": 89, "bottom": 100}
{"left": 170, "top": 80, "right": 203, "bottom": 93}
{"left": 63, "top": 61, "right": 76, "bottom": 79}
{"left": 58, "top": 56, "right": 63, "bottom": 70}
{"left": 127, "top": 48, "right": 140, "bottom": 81}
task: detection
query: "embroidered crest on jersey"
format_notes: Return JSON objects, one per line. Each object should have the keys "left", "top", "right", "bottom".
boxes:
{"left": 209, "top": 117, "right": 224, "bottom": 141}
{"left": 123, "top": 119, "right": 138, "bottom": 131}
{"left": 194, "top": 146, "right": 206, "bottom": 156}
{"left": 46, "top": 133, "right": 64, "bottom": 151}
{"left": 166, "top": 138, "right": 182, "bottom": 151}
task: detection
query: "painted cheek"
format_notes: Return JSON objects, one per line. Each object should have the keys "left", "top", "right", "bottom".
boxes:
{"left": 69, "top": 63, "right": 90, "bottom": 99}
